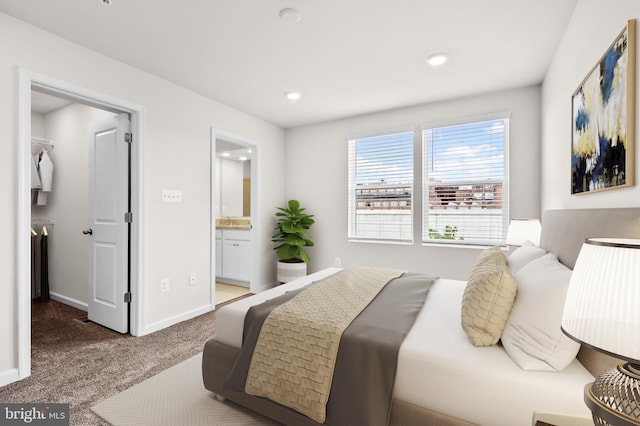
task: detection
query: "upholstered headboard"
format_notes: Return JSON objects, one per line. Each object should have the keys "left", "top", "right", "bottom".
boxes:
{"left": 539, "top": 207, "right": 640, "bottom": 375}
{"left": 540, "top": 207, "right": 640, "bottom": 269}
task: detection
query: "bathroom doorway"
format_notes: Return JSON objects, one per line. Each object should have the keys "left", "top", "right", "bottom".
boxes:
{"left": 211, "top": 128, "right": 259, "bottom": 305}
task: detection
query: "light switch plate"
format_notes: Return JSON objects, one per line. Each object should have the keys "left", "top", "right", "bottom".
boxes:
{"left": 162, "top": 189, "right": 182, "bottom": 203}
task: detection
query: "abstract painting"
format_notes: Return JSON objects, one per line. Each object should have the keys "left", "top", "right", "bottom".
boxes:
{"left": 571, "top": 19, "right": 636, "bottom": 194}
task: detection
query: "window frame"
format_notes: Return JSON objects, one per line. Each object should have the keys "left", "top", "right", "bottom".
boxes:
{"left": 347, "top": 127, "right": 415, "bottom": 244}
{"left": 421, "top": 112, "right": 510, "bottom": 247}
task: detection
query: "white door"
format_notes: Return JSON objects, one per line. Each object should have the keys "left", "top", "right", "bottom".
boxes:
{"left": 86, "top": 113, "right": 130, "bottom": 333}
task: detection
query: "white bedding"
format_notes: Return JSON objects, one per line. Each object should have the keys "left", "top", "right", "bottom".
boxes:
{"left": 215, "top": 268, "right": 594, "bottom": 425}
{"left": 215, "top": 267, "right": 343, "bottom": 348}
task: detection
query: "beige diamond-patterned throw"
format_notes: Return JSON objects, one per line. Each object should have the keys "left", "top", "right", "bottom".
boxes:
{"left": 245, "top": 266, "right": 405, "bottom": 423}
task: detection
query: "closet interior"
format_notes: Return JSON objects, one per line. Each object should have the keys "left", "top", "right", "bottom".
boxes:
{"left": 31, "top": 136, "right": 54, "bottom": 301}
{"left": 30, "top": 89, "right": 118, "bottom": 312}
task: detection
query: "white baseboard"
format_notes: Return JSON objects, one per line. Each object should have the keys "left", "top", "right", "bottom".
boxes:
{"left": 49, "top": 292, "right": 88, "bottom": 312}
{"left": 143, "top": 304, "right": 214, "bottom": 336}
{"left": 254, "top": 281, "right": 278, "bottom": 293}
{"left": 0, "top": 368, "right": 20, "bottom": 388}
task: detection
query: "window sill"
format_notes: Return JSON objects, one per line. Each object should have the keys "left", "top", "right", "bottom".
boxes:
{"left": 348, "top": 238, "right": 413, "bottom": 245}
{"left": 422, "top": 242, "right": 507, "bottom": 250}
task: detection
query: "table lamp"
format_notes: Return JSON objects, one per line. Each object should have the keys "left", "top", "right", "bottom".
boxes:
{"left": 505, "top": 218, "right": 541, "bottom": 246}
{"left": 561, "top": 238, "right": 640, "bottom": 426}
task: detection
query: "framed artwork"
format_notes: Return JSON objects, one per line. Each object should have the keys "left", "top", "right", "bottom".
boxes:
{"left": 571, "top": 19, "right": 636, "bottom": 194}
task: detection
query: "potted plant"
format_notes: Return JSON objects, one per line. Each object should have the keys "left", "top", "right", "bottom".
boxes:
{"left": 272, "top": 199, "right": 315, "bottom": 283}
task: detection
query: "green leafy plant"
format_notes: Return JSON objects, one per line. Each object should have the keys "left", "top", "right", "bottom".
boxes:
{"left": 429, "top": 225, "right": 463, "bottom": 240}
{"left": 272, "top": 199, "right": 315, "bottom": 263}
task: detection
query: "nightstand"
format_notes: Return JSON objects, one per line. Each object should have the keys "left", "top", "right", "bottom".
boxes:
{"left": 532, "top": 412, "right": 593, "bottom": 426}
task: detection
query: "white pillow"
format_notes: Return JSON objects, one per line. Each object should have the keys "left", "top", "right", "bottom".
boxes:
{"left": 501, "top": 253, "right": 580, "bottom": 371}
{"left": 507, "top": 241, "right": 546, "bottom": 274}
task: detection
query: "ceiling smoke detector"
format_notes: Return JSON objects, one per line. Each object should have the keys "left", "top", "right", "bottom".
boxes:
{"left": 279, "top": 8, "right": 302, "bottom": 23}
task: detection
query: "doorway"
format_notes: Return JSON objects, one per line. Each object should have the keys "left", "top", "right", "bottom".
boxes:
{"left": 30, "top": 92, "right": 123, "bottom": 316}
{"left": 17, "top": 69, "right": 146, "bottom": 380}
{"left": 211, "top": 128, "right": 259, "bottom": 305}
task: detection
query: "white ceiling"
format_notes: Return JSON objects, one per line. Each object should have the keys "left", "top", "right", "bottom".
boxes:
{"left": 0, "top": 0, "right": 578, "bottom": 128}
{"left": 31, "top": 90, "right": 73, "bottom": 114}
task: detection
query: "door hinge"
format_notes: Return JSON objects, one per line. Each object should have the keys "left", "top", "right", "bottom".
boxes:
{"left": 124, "top": 132, "right": 132, "bottom": 144}
{"left": 124, "top": 292, "right": 132, "bottom": 303}
{"left": 124, "top": 212, "right": 133, "bottom": 223}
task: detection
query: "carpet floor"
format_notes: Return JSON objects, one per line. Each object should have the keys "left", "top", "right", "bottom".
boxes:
{"left": 0, "top": 298, "right": 246, "bottom": 425}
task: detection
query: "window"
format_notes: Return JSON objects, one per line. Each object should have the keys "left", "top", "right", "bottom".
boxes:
{"left": 348, "top": 130, "right": 414, "bottom": 243}
{"left": 422, "top": 115, "right": 509, "bottom": 246}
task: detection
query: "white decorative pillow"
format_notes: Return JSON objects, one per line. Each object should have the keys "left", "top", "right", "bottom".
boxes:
{"left": 507, "top": 241, "right": 546, "bottom": 274}
{"left": 461, "top": 247, "right": 517, "bottom": 347}
{"left": 501, "top": 253, "right": 580, "bottom": 371}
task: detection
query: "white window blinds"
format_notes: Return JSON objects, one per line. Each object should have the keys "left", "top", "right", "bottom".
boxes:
{"left": 348, "top": 130, "right": 414, "bottom": 243}
{"left": 422, "top": 116, "right": 509, "bottom": 246}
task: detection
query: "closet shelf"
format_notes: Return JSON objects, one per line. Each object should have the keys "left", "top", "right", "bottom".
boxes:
{"left": 32, "top": 218, "right": 55, "bottom": 226}
{"left": 31, "top": 137, "right": 54, "bottom": 155}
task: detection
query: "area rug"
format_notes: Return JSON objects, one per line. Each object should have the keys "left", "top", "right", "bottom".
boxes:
{"left": 91, "top": 353, "right": 278, "bottom": 425}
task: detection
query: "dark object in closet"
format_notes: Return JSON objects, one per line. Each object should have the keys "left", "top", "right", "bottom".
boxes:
{"left": 31, "top": 234, "right": 38, "bottom": 299}
{"left": 40, "top": 232, "right": 50, "bottom": 301}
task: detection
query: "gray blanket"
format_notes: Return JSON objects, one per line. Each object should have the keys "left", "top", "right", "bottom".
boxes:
{"left": 224, "top": 272, "right": 436, "bottom": 426}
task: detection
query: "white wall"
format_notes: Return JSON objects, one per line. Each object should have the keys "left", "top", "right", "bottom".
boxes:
{"left": 285, "top": 86, "right": 541, "bottom": 280}
{"left": 31, "top": 112, "right": 45, "bottom": 136}
{"left": 0, "top": 12, "right": 285, "bottom": 382}
{"left": 33, "top": 104, "right": 117, "bottom": 307}
{"left": 542, "top": 0, "right": 640, "bottom": 210}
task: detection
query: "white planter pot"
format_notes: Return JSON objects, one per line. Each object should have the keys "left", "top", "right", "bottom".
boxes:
{"left": 277, "top": 261, "right": 307, "bottom": 283}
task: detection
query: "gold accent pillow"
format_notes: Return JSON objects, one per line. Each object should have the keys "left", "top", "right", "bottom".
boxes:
{"left": 461, "top": 247, "right": 517, "bottom": 346}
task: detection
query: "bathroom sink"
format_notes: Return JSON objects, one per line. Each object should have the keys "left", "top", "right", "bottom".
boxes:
{"left": 215, "top": 217, "right": 251, "bottom": 229}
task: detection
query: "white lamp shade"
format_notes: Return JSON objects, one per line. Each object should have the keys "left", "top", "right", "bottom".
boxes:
{"left": 561, "top": 238, "right": 640, "bottom": 363}
{"left": 505, "top": 219, "right": 541, "bottom": 246}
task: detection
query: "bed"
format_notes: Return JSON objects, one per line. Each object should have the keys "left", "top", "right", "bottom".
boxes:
{"left": 202, "top": 208, "right": 640, "bottom": 425}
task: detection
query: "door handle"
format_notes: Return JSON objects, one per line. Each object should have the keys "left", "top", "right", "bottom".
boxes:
{"left": 82, "top": 229, "right": 93, "bottom": 235}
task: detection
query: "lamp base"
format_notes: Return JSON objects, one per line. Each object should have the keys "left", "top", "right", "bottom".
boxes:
{"left": 585, "top": 362, "right": 640, "bottom": 426}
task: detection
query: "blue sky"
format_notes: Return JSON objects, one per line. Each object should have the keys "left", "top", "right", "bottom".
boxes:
{"left": 426, "top": 120, "right": 505, "bottom": 182}
{"left": 354, "top": 131, "right": 413, "bottom": 185}
{"left": 353, "top": 119, "right": 505, "bottom": 185}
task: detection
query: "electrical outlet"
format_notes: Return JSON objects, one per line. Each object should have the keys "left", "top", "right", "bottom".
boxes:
{"left": 189, "top": 272, "right": 197, "bottom": 286}
{"left": 334, "top": 257, "right": 342, "bottom": 267}
{"left": 160, "top": 278, "right": 170, "bottom": 292}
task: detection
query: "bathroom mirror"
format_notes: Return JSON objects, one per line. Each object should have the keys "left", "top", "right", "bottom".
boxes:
{"left": 215, "top": 138, "right": 252, "bottom": 218}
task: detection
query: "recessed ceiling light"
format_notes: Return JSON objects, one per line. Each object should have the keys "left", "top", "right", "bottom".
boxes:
{"left": 286, "top": 91, "right": 302, "bottom": 101}
{"left": 221, "top": 152, "right": 230, "bottom": 157}
{"left": 239, "top": 156, "right": 248, "bottom": 161}
{"left": 427, "top": 53, "right": 448, "bottom": 67}
{"left": 279, "top": 8, "right": 302, "bottom": 23}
